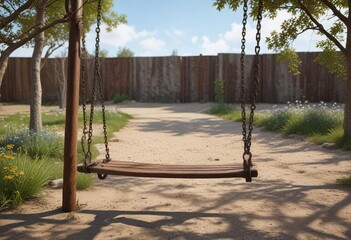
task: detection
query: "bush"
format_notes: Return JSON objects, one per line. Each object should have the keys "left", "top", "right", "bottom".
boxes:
{"left": 76, "top": 173, "right": 95, "bottom": 190}
{"left": 0, "top": 130, "right": 63, "bottom": 160}
{"left": 113, "top": 93, "right": 130, "bottom": 104}
{"left": 208, "top": 103, "right": 234, "bottom": 116}
{"left": 214, "top": 78, "right": 225, "bottom": 103}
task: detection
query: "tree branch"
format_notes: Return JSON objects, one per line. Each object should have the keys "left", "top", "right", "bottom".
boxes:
{"left": 296, "top": 0, "right": 346, "bottom": 53}
{"left": 0, "top": 0, "right": 36, "bottom": 30}
{"left": 319, "top": 0, "right": 348, "bottom": 25}
{"left": 41, "top": 41, "right": 65, "bottom": 69}
{"left": 296, "top": 26, "right": 319, "bottom": 36}
{"left": 1, "top": 15, "right": 70, "bottom": 59}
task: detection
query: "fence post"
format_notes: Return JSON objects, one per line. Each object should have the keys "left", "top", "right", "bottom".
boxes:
{"left": 62, "top": 0, "right": 82, "bottom": 212}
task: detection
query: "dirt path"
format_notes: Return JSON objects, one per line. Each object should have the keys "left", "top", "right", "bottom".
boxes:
{"left": 1, "top": 102, "right": 350, "bottom": 240}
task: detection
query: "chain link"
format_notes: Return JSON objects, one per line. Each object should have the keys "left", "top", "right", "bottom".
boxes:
{"left": 240, "top": 0, "right": 248, "bottom": 155}
{"left": 80, "top": 16, "right": 89, "bottom": 163}
{"left": 83, "top": 0, "right": 110, "bottom": 169}
{"left": 240, "top": 0, "right": 263, "bottom": 181}
{"left": 92, "top": 0, "right": 110, "bottom": 162}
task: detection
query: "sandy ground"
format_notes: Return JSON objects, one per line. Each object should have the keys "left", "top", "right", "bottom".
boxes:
{"left": 0, "top": 102, "right": 350, "bottom": 240}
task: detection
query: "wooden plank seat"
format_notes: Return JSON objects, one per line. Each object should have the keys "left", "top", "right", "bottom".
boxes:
{"left": 77, "top": 160, "right": 258, "bottom": 179}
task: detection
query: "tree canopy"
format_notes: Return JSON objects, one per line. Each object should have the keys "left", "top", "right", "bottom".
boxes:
{"left": 117, "top": 47, "right": 134, "bottom": 57}
{"left": 214, "top": 0, "right": 351, "bottom": 141}
{"left": 214, "top": 0, "right": 348, "bottom": 78}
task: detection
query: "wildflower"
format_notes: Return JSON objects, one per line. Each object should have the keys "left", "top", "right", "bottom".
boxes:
{"left": 18, "top": 170, "right": 25, "bottom": 176}
{"left": 4, "top": 155, "right": 14, "bottom": 159}
{"left": 10, "top": 166, "right": 17, "bottom": 173}
{"left": 6, "top": 144, "right": 14, "bottom": 150}
{"left": 3, "top": 175, "right": 13, "bottom": 180}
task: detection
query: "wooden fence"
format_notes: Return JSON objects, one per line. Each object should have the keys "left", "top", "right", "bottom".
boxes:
{"left": 0, "top": 52, "right": 346, "bottom": 104}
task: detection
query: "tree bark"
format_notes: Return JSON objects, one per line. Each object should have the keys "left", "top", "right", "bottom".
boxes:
{"left": 29, "top": 0, "right": 47, "bottom": 132}
{"left": 0, "top": 57, "right": 9, "bottom": 100}
{"left": 345, "top": 53, "right": 351, "bottom": 140}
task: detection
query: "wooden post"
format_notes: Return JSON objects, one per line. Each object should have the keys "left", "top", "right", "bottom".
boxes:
{"left": 62, "top": 0, "right": 82, "bottom": 212}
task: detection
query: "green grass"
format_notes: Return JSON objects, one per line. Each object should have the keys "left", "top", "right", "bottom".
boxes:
{"left": 0, "top": 107, "right": 131, "bottom": 211}
{"left": 0, "top": 155, "right": 51, "bottom": 210}
{"left": 209, "top": 102, "right": 349, "bottom": 149}
{"left": 207, "top": 103, "right": 234, "bottom": 116}
{"left": 336, "top": 176, "right": 351, "bottom": 186}
{"left": 113, "top": 93, "right": 130, "bottom": 104}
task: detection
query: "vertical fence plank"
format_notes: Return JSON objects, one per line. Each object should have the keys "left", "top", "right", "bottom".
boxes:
{"left": 0, "top": 53, "right": 346, "bottom": 104}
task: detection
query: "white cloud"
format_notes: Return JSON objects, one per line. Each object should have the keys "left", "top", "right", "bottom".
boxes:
{"left": 139, "top": 37, "right": 165, "bottom": 52}
{"left": 98, "top": 24, "right": 154, "bottom": 47}
{"left": 166, "top": 29, "right": 185, "bottom": 38}
{"left": 224, "top": 22, "right": 256, "bottom": 43}
{"left": 173, "top": 29, "right": 184, "bottom": 36}
{"left": 200, "top": 36, "right": 230, "bottom": 55}
{"left": 191, "top": 36, "right": 198, "bottom": 43}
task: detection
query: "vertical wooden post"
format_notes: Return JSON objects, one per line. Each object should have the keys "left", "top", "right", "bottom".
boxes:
{"left": 62, "top": 0, "right": 82, "bottom": 212}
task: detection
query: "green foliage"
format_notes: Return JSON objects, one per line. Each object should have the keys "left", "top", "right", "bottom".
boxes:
{"left": 0, "top": 0, "right": 126, "bottom": 58}
{"left": 281, "top": 108, "right": 342, "bottom": 136}
{"left": 213, "top": 0, "right": 348, "bottom": 79}
{"left": 171, "top": 49, "right": 178, "bottom": 56}
{"left": 210, "top": 101, "right": 348, "bottom": 149}
{"left": 117, "top": 47, "right": 134, "bottom": 57}
{"left": 0, "top": 130, "right": 63, "bottom": 160}
{"left": 76, "top": 173, "right": 95, "bottom": 190}
{"left": 276, "top": 48, "right": 302, "bottom": 76}
{"left": 0, "top": 109, "right": 131, "bottom": 210}
{"left": 336, "top": 176, "right": 351, "bottom": 186}
{"left": 208, "top": 103, "right": 234, "bottom": 116}
{"left": 256, "top": 109, "right": 293, "bottom": 131}
{"left": 314, "top": 40, "right": 347, "bottom": 80}
{"left": 0, "top": 151, "right": 51, "bottom": 210}
{"left": 99, "top": 49, "right": 109, "bottom": 58}
{"left": 214, "top": 78, "right": 225, "bottom": 103}
{"left": 113, "top": 93, "right": 130, "bottom": 104}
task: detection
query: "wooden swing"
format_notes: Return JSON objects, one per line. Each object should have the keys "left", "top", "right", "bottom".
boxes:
{"left": 77, "top": 0, "right": 262, "bottom": 182}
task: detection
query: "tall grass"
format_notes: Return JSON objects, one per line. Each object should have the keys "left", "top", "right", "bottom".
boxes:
{"left": 0, "top": 108, "right": 131, "bottom": 211}
{"left": 209, "top": 101, "right": 349, "bottom": 149}
{"left": 0, "top": 154, "right": 51, "bottom": 210}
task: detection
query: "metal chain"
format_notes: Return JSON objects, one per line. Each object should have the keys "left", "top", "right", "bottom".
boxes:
{"left": 91, "top": 0, "right": 110, "bottom": 163}
{"left": 80, "top": 16, "right": 89, "bottom": 164}
{"left": 240, "top": 0, "right": 263, "bottom": 182}
{"left": 246, "top": 0, "right": 263, "bottom": 158}
{"left": 240, "top": 0, "right": 248, "bottom": 155}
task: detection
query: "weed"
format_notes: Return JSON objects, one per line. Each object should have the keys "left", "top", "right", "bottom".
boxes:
{"left": 113, "top": 93, "right": 130, "bottom": 104}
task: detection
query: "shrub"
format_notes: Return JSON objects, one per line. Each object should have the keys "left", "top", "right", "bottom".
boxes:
{"left": 76, "top": 173, "right": 95, "bottom": 190}
{"left": 214, "top": 78, "right": 225, "bottom": 103}
{"left": 0, "top": 130, "right": 63, "bottom": 160}
{"left": 208, "top": 103, "right": 234, "bottom": 116}
{"left": 113, "top": 93, "right": 130, "bottom": 104}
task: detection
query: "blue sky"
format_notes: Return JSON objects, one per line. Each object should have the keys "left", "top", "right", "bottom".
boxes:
{"left": 11, "top": 0, "right": 324, "bottom": 57}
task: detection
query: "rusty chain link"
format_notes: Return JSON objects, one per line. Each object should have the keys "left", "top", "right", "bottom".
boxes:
{"left": 240, "top": 0, "right": 263, "bottom": 182}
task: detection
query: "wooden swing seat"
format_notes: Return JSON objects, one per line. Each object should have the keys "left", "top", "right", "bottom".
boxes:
{"left": 77, "top": 160, "right": 258, "bottom": 179}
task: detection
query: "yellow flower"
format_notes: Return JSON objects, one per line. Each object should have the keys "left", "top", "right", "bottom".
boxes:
{"left": 5, "top": 144, "right": 14, "bottom": 150}
{"left": 4, "top": 155, "right": 14, "bottom": 159}
{"left": 10, "top": 166, "right": 17, "bottom": 172}
{"left": 3, "top": 175, "right": 13, "bottom": 180}
{"left": 18, "top": 170, "right": 25, "bottom": 176}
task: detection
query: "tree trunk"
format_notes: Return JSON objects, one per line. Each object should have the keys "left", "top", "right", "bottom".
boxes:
{"left": 29, "top": 0, "right": 47, "bottom": 132}
{"left": 0, "top": 57, "right": 9, "bottom": 100}
{"left": 345, "top": 54, "right": 351, "bottom": 140}
{"left": 58, "top": 58, "right": 67, "bottom": 109}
